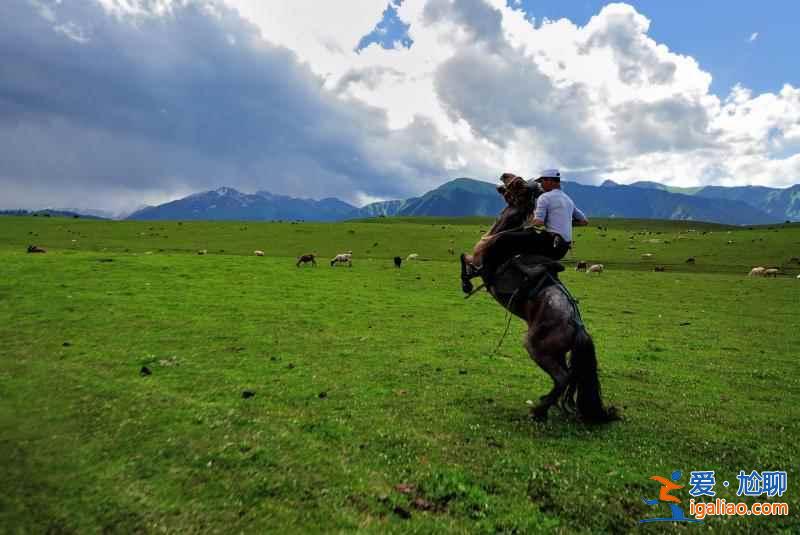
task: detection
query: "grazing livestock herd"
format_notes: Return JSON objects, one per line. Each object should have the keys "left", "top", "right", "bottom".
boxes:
{"left": 749, "top": 266, "right": 780, "bottom": 277}
{"left": 22, "top": 222, "right": 800, "bottom": 282}
{"left": 576, "top": 261, "right": 605, "bottom": 273}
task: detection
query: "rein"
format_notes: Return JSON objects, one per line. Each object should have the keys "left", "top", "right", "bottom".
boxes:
{"left": 487, "top": 269, "right": 585, "bottom": 355}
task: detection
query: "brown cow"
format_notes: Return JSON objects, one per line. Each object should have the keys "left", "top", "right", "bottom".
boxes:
{"left": 296, "top": 253, "right": 316, "bottom": 267}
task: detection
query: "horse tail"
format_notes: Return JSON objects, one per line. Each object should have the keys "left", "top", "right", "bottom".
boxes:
{"left": 571, "top": 327, "right": 617, "bottom": 423}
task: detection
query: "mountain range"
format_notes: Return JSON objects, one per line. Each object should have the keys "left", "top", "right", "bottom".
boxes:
{"left": 123, "top": 178, "right": 800, "bottom": 225}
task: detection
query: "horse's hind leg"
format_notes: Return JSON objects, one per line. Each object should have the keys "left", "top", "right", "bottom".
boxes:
{"left": 524, "top": 332, "right": 570, "bottom": 421}
{"left": 560, "top": 377, "right": 577, "bottom": 414}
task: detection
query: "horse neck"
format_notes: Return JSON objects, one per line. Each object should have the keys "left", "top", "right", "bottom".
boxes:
{"left": 488, "top": 204, "right": 531, "bottom": 234}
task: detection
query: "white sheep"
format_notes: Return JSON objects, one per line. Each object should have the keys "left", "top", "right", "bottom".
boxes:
{"left": 330, "top": 253, "right": 352, "bottom": 267}
{"left": 587, "top": 264, "right": 604, "bottom": 273}
{"left": 764, "top": 268, "right": 779, "bottom": 277}
{"left": 748, "top": 267, "right": 766, "bottom": 277}
{"left": 254, "top": 250, "right": 265, "bottom": 256}
{"left": 406, "top": 253, "right": 419, "bottom": 261}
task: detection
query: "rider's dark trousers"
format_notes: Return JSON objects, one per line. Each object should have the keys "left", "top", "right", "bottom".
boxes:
{"left": 480, "top": 229, "right": 570, "bottom": 275}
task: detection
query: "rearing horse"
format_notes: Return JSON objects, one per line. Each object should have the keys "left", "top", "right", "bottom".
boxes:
{"left": 461, "top": 175, "right": 617, "bottom": 423}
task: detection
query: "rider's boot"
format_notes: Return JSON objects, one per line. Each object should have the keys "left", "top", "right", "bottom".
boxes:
{"left": 460, "top": 253, "right": 478, "bottom": 294}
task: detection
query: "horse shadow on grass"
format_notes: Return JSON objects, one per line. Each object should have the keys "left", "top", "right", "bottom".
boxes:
{"left": 462, "top": 393, "right": 621, "bottom": 441}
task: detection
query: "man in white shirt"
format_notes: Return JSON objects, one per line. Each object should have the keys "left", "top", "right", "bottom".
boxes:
{"left": 467, "top": 168, "right": 588, "bottom": 291}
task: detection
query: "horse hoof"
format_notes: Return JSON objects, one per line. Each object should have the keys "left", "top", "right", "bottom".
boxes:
{"left": 529, "top": 406, "right": 548, "bottom": 422}
{"left": 461, "top": 279, "right": 473, "bottom": 294}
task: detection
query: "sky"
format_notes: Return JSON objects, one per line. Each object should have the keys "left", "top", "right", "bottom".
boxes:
{"left": 2, "top": 0, "right": 800, "bottom": 215}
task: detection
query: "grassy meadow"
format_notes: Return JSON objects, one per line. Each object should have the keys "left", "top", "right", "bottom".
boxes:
{"left": 1, "top": 215, "right": 799, "bottom": 533}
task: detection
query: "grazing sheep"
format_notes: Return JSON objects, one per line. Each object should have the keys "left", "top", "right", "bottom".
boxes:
{"left": 797, "top": 274, "right": 800, "bottom": 279}
{"left": 26, "top": 245, "right": 46, "bottom": 253}
{"left": 197, "top": 249, "right": 207, "bottom": 255}
{"left": 393, "top": 256, "right": 402, "bottom": 268}
{"left": 296, "top": 253, "right": 316, "bottom": 267}
{"left": 254, "top": 250, "right": 265, "bottom": 256}
{"left": 575, "top": 261, "right": 588, "bottom": 272}
{"left": 406, "top": 253, "right": 419, "bottom": 261}
{"left": 764, "top": 268, "right": 779, "bottom": 278}
{"left": 587, "top": 264, "right": 604, "bottom": 274}
{"left": 685, "top": 257, "right": 696, "bottom": 264}
{"left": 653, "top": 266, "right": 666, "bottom": 272}
{"left": 330, "top": 253, "right": 352, "bottom": 267}
{"left": 748, "top": 267, "right": 766, "bottom": 277}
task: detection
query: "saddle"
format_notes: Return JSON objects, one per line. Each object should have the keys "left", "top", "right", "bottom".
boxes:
{"left": 490, "top": 254, "right": 564, "bottom": 297}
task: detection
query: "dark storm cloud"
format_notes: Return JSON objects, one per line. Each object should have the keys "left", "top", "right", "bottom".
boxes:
{"left": 611, "top": 97, "right": 718, "bottom": 153}
{"left": 434, "top": 48, "right": 608, "bottom": 168}
{"left": 0, "top": 0, "right": 456, "bottom": 212}
{"left": 420, "top": 0, "right": 607, "bottom": 168}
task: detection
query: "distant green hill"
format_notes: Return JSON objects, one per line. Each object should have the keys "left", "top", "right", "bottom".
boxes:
{"left": 626, "top": 181, "right": 704, "bottom": 195}
{"left": 394, "top": 178, "right": 505, "bottom": 217}
{"left": 115, "top": 178, "right": 798, "bottom": 225}
{"left": 693, "top": 185, "right": 800, "bottom": 221}
{"left": 625, "top": 181, "right": 800, "bottom": 221}
{"left": 127, "top": 187, "right": 356, "bottom": 221}
{"left": 583, "top": 181, "right": 775, "bottom": 224}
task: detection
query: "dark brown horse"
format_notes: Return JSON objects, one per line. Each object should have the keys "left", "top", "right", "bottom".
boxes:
{"left": 460, "top": 177, "right": 617, "bottom": 423}
{"left": 461, "top": 173, "right": 537, "bottom": 270}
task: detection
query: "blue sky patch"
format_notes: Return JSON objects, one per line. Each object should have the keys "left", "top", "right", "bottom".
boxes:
{"left": 356, "top": 0, "right": 413, "bottom": 52}
{"left": 508, "top": 0, "right": 800, "bottom": 97}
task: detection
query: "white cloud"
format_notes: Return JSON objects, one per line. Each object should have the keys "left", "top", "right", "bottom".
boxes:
{"left": 3, "top": 0, "right": 800, "bottom": 215}
{"left": 749, "top": 31, "right": 759, "bottom": 42}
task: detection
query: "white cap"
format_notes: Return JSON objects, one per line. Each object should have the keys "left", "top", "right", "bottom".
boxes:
{"left": 538, "top": 168, "right": 561, "bottom": 180}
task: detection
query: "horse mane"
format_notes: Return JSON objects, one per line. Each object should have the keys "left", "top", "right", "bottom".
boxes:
{"left": 487, "top": 178, "right": 542, "bottom": 235}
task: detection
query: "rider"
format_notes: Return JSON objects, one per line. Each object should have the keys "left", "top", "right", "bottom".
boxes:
{"left": 467, "top": 168, "right": 588, "bottom": 289}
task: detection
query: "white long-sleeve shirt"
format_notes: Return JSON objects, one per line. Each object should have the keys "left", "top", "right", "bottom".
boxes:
{"left": 529, "top": 189, "right": 586, "bottom": 242}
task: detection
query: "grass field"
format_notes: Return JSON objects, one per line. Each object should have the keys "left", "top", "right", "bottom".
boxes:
{"left": 1, "top": 215, "right": 799, "bottom": 533}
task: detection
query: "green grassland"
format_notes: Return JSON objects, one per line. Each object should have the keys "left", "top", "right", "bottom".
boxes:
{"left": 1, "top": 215, "right": 799, "bottom": 533}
